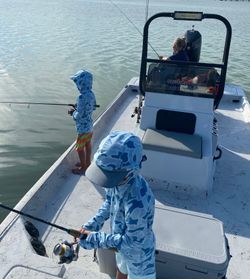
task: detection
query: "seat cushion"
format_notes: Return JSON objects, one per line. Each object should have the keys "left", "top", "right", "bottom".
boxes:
{"left": 156, "top": 109, "right": 196, "bottom": 135}
{"left": 142, "top": 128, "right": 202, "bottom": 159}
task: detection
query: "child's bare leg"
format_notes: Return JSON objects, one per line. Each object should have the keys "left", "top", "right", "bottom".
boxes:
{"left": 85, "top": 141, "right": 92, "bottom": 169}
{"left": 77, "top": 149, "right": 86, "bottom": 170}
{"left": 72, "top": 149, "right": 86, "bottom": 174}
{"left": 116, "top": 269, "right": 127, "bottom": 279}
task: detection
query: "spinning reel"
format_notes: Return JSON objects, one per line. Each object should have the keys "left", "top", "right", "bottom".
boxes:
{"left": 53, "top": 240, "right": 80, "bottom": 264}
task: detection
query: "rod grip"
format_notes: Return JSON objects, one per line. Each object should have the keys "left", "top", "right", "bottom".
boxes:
{"left": 68, "top": 229, "right": 88, "bottom": 239}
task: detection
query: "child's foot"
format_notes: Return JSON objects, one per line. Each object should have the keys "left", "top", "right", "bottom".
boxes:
{"left": 75, "top": 162, "right": 81, "bottom": 167}
{"left": 72, "top": 167, "right": 85, "bottom": 175}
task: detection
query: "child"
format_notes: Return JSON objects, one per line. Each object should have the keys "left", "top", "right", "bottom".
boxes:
{"left": 168, "top": 37, "right": 189, "bottom": 61}
{"left": 78, "top": 131, "right": 156, "bottom": 279}
{"left": 160, "top": 37, "right": 189, "bottom": 61}
{"left": 69, "top": 70, "right": 96, "bottom": 175}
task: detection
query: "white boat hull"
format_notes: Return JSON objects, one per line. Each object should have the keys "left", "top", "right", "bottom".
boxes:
{"left": 0, "top": 78, "right": 250, "bottom": 279}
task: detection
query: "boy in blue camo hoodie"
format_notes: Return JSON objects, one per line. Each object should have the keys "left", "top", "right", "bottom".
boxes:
{"left": 69, "top": 70, "right": 96, "bottom": 175}
{"left": 79, "top": 131, "right": 156, "bottom": 279}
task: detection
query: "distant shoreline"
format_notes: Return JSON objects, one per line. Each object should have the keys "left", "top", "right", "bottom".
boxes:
{"left": 219, "top": 0, "right": 250, "bottom": 1}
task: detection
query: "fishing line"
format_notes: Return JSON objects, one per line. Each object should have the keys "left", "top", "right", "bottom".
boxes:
{"left": 108, "top": 0, "right": 159, "bottom": 58}
{"left": 0, "top": 203, "right": 86, "bottom": 239}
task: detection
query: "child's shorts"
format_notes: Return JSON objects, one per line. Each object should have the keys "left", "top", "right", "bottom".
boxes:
{"left": 115, "top": 252, "right": 156, "bottom": 279}
{"left": 75, "top": 132, "right": 93, "bottom": 151}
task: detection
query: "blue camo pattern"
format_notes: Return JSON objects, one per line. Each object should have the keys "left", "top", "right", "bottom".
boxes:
{"left": 94, "top": 131, "right": 143, "bottom": 171}
{"left": 80, "top": 175, "right": 155, "bottom": 277}
{"left": 70, "top": 70, "right": 96, "bottom": 134}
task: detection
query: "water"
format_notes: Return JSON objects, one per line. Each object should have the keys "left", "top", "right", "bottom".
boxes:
{"left": 0, "top": 0, "right": 249, "bottom": 222}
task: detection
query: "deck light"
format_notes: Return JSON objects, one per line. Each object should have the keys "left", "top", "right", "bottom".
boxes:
{"left": 174, "top": 12, "right": 203, "bottom": 21}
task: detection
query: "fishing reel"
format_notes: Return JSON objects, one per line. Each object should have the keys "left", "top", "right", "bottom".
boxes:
{"left": 53, "top": 240, "right": 80, "bottom": 264}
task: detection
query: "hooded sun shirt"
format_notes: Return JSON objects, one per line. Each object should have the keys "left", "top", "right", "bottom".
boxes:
{"left": 70, "top": 70, "right": 96, "bottom": 134}
{"left": 80, "top": 175, "right": 155, "bottom": 277}
{"left": 80, "top": 131, "right": 156, "bottom": 277}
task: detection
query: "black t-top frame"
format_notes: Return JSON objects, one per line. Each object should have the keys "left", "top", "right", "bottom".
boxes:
{"left": 139, "top": 11, "right": 232, "bottom": 109}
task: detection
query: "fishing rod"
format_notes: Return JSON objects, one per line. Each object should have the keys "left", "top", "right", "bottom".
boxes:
{"left": 0, "top": 101, "right": 100, "bottom": 108}
{"left": 0, "top": 203, "right": 86, "bottom": 239}
{"left": 108, "top": 0, "right": 160, "bottom": 58}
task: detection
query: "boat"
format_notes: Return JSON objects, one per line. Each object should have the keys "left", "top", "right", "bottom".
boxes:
{"left": 0, "top": 11, "right": 250, "bottom": 279}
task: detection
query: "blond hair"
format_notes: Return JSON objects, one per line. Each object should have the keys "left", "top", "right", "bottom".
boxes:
{"left": 173, "top": 37, "right": 186, "bottom": 52}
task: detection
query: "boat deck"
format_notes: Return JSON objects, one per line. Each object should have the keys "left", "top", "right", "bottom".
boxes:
{"left": 0, "top": 79, "right": 250, "bottom": 278}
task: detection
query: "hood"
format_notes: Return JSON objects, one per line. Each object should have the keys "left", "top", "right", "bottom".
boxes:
{"left": 70, "top": 70, "right": 93, "bottom": 93}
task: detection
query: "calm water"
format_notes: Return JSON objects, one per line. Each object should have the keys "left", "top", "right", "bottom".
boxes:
{"left": 0, "top": 0, "right": 250, "bottom": 222}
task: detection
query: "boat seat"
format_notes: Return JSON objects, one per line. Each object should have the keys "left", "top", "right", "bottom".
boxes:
{"left": 142, "top": 128, "right": 202, "bottom": 159}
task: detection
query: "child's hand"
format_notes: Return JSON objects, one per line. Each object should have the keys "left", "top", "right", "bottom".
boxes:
{"left": 159, "top": 55, "right": 168, "bottom": 61}
{"left": 75, "top": 227, "right": 91, "bottom": 241}
{"left": 68, "top": 108, "right": 75, "bottom": 116}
